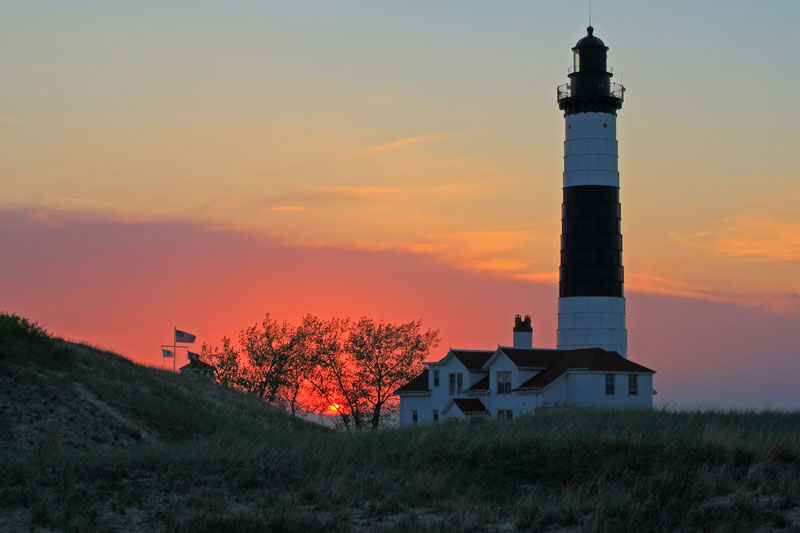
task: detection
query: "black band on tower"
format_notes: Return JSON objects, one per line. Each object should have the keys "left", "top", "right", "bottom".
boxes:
{"left": 559, "top": 185, "right": 623, "bottom": 298}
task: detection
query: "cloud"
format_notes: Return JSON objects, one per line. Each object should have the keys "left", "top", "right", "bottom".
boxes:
{"left": 0, "top": 113, "right": 17, "bottom": 125}
{"left": 266, "top": 205, "right": 307, "bottom": 211}
{"left": 670, "top": 217, "right": 800, "bottom": 262}
{"left": 627, "top": 272, "right": 800, "bottom": 315}
{"left": 514, "top": 272, "right": 559, "bottom": 283}
{"left": 52, "top": 197, "right": 95, "bottom": 203}
{"left": 358, "top": 133, "right": 448, "bottom": 156}
{"left": 279, "top": 181, "right": 500, "bottom": 205}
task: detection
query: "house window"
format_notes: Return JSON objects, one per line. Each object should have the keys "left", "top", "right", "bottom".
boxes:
{"left": 497, "top": 371, "right": 512, "bottom": 394}
{"left": 433, "top": 410, "right": 439, "bottom": 422}
{"left": 605, "top": 374, "right": 615, "bottom": 396}
{"left": 433, "top": 369, "right": 440, "bottom": 387}
{"left": 628, "top": 374, "right": 638, "bottom": 396}
{"left": 412, "top": 410, "right": 418, "bottom": 424}
{"left": 448, "top": 373, "right": 463, "bottom": 395}
{"left": 497, "top": 409, "right": 513, "bottom": 420}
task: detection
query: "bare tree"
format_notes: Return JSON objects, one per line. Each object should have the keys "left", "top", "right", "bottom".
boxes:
{"left": 279, "top": 318, "right": 315, "bottom": 415}
{"left": 200, "top": 336, "right": 242, "bottom": 388}
{"left": 201, "top": 313, "right": 439, "bottom": 430}
{"left": 201, "top": 314, "right": 304, "bottom": 405}
{"left": 302, "top": 315, "right": 369, "bottom": 431}
{"left": 348, "top": 318, "right": 440, "bottom": 429}
{"left": 237, "top": 314, "right": 300, "bottom": 403}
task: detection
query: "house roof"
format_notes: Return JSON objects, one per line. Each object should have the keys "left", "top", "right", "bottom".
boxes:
{"left": 496, "top": 348, "right": 554, "bottom": 368}
{"left": 513, "top": 348, "right": 655, "bottom": 391}
{"left": 179, "top": 359, "right": 215, "bottom": 371}
{"left": 451, "top": 350, "right": 494, "bottom": 370}
{"left": 452, "top": 398, "right": 489, "bottom": 414}
{"left": 394, "top": 369, "right": 429, "bottom": 394}
{"left": 465, "top": 375, "right": 490, "bottom": 392}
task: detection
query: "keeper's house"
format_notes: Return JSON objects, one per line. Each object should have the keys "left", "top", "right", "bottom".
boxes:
{"left": 395, "top": 316, "right": 654, "bottom": 425}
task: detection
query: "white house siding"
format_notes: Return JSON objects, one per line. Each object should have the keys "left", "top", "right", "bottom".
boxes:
{"left": 426, "top": 354, "right": 467, "bottom": 414}
{"left": 540, "top": 375, "right": 568, "bottom": 407}
{"left": 399, "top": 395, "right": 432, "bottom": 426}
{"left": 483, "top": 353, "right": 516, "bottom": 417}
{"left": 443, "top": 404, "right": 466, "bottom": 421}
{"left": 566, "top": 372, "right": 652, "bottom": 407}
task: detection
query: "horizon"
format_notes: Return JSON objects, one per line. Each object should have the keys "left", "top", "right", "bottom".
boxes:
{"left": 2, "top": 1, "right": 799, "bottom": 409}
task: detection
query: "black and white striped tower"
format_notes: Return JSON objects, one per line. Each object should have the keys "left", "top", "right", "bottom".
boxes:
{"left": 556, "top": 26, "right": 627, "bottom": 357}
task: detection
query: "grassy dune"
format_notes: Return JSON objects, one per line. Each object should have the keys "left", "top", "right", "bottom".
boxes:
{"left": 2, "top": 314, "right": 799, "bottom": 531}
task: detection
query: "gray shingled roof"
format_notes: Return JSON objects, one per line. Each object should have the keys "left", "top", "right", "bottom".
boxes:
{"left": 512, "top": 348, "right": 654, "bottom": 390}
{"left": 452, "top": 398, "right": 489, "bottom": 414}
{"left": 451, "top": 350, "right": 494, "bottom": 370}
{"left": 394, "top": 369, "right": 429, "bottom": 394}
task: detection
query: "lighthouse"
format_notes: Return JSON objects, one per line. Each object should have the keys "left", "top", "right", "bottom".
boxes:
{"left": 556, "top": 27, "right": 628, "bottom": 357}
{"left": 394, "top": 26, "right": 656, "bottom": 425}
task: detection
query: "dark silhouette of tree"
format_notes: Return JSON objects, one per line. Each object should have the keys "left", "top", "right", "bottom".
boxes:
{"left": 302, "top": 316, "right": 369, "bottom": 431}
{"left": 200, "top": 336, "right": 241, "bottom": 388}
{"left": 348, "top": 318, "right": 440, "bottom": 429}
{"left": 201, "top": 313, "right": 439, "bottom": 430}
{"left": 237, "top": 314, "right": 300, "bottom": 403}
{"left": 201, "top": 314, "right": 305, "bottom": 405}
{"left": 280, "top": 316, "right": 316, "bottom": 415}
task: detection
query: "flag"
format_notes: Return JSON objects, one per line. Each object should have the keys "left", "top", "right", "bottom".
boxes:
{"left": 175, "top": 329, "right": 196, "bottom": 343}
{"left": 187, "top": 351, "right": 200, "bottom": 361}
{"left": 162, "top": 348, "right": 174, "bottom": 358}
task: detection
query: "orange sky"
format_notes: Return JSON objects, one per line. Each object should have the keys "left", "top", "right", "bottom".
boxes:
{"left": 2, "top": 208, "right": 799, "bottom": 408}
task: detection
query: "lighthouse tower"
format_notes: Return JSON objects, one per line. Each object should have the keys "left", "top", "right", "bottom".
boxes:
{"left": 556, "top": 27, "right": 627, "bottom": 357}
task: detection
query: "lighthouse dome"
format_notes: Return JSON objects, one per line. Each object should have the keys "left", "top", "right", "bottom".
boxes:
{"left": 574, "top": 26, "right": 607, "bottom": 49}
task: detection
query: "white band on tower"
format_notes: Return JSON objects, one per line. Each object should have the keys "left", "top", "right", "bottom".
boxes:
{"left": 564, "top": 112, "right": 618, "bottom": 188}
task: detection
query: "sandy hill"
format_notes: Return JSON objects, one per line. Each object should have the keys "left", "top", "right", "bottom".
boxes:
{"left": 2, "top": 313, "right": 800, "bottom": 532}
{"left": 0, "top": 314, "right": 315, "bottom": 454}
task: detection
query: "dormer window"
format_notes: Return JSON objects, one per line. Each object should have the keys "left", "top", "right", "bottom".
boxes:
{"left": 448, "top": 373, "right": 463, "bottom": 395}
{"left": 496, "top": 371, "right": 512, "bottom": 394}
{"left": 433, "top": 369, "right": 440, "bottom": 387}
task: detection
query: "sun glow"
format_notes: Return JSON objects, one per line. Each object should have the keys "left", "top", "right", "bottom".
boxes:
{"left": 327, "top": 403, "right": 342, "bottom": 414}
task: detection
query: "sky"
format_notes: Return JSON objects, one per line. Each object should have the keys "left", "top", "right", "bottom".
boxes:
{"left": 1, "top": 1, "right": 799, "bottom": 408}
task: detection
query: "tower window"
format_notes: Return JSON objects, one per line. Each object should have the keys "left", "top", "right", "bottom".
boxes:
{"left": 605, "top": 374, "right": 615, "bottom": 396}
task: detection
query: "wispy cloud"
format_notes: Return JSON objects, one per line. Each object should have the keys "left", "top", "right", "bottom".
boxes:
{"left": 358, "top": 133, "right": 448, "bottom": 156}
{"left": 51, "top": 197, "right": 95, "bottom": 203}
{"left": 514, "top": 272, "right": 559, "bottom": 283}
{"left": 0, "top": 113, "right": 17, "bottom": 125}
{"left": 627, "top": 272, "right": 800, "bottom": 314}
{"left": 670, "top": 217, "right": 800, "bottom": 261}
{"left": 325, "top": 228, "right": 548, "bottom": 280}
{"left": 266, "top": 205, "right": 307, "bottom": 212}
{"left": 304, "top": 181, "right": 499, "bottom": 204}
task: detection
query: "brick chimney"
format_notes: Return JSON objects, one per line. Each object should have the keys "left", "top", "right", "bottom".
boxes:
{"left": 513, "top": 314, "right": 533, "bottom": 349}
